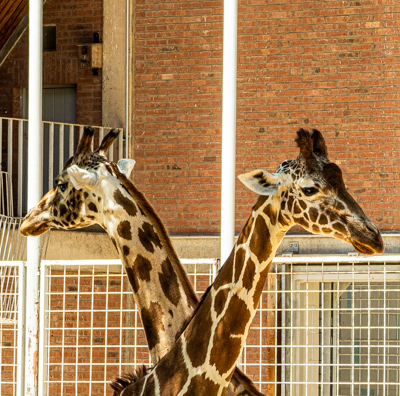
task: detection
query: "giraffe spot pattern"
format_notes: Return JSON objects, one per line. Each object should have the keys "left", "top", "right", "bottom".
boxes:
{"left": 242, "top": 257, "right": 256, "bottom": 291}
{"left": 209, "top": 295, "right": 251, "bottom": 374}
{"left": 158, "top": 258, "right": 181, "bottom": 307}
{"left": 125, "top": 266, "right": 139, "bottom": 294}
{"left": 134, "top": 254, "right": 152, "bottom": 283}
{"left": 309, "top": 207, "right": 318, "bottom": 222}
{"left": 182, "top": 373, "right": 221, "bottom": 396}
{"left": 117, "top": 220, "right": 132, "bottom": 240}
{"left": 319, "top": 214, "right": 328, "bottom": 225}
{"left": 59, "top": 204, "right": 67, "bottom": 217}
{"left": 214, "top": 288, "right": 229, "bottom": 316}
{"left": 138, "top": 222, "right": 162, "bottom": 254}
{"left": 185, "top": 296, "right": 213, "bottom": 368}
{"left": 332, "top": 222, "right": 346, "bottom": 235}
{"left": 122, "top": 245, "right": 130, "bottom": 256}
{"left": 264, "top": 203, "right": 277, "bottom": 226}
{"left": 141, "top": 302, "right": 164, "bottom": 352}
{"left": 155, "top": 339, "right": 189, "bottom": 394}
{"left": 113, "top": 189, "right": 138, "bottom": 217}
{"left": 239, "top": 216, "right": 254, "bottom": 245}
{"left": 249, "top": 216, "right": 273, "bottom": 263}
{"left": 88, "top": 202, "right": 98, "bottom": 213}
{"left": 234, "top": 248, "right": 247, "bottom": 284}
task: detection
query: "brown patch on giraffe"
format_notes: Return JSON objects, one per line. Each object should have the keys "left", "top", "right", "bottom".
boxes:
{"left": 264, "top": 203, "right": 277, "bottom": 226}
{"left": 249, "top": 216, "right": 273, "bottom": 263}
{"left": 214, "top": 288, "right": 229, "bottom": 316}
{"left": 332, "top": 222, "right": 346, "bottom": 235}
{"left": 59, "top": 204, "right": 67, "bottom": 217}
{"left": 141, "top": 302, "right": 164, "bottom": 351}
{"left": 278, "top": 211, "right": 290, "bottom": 227}
{"left": 185, "top": 295, "right": 213, "bottom": 368}
{"left": 182, "top": 373, "right": 221, "bottom": 396}
{"left": 242, "top": 257, "right": 256, "bottom": 291}
{"left": 158, "top": 258, "right": 181, "bottom": 307}
{"left": 312, "top": 225, "right": 320, "bottom": 233}
{"left": 238, "top": 216, "right": 254, "bottom": 245}
{"left": 234, "top": 247, "right": 246, "bottom": 284}
{"left": 122, "top": 245, "right": 130, "bottom": 256}
{"left": 299, "top": 200, "right": 307, "bottom": 210}
{"left": 319, "top": 214, "right": 328, "bottom": 225}
{"left": 252, "top": 270, "right": 270, "bottom": 310}
{"left": 134, "top": 254, "right": 152, "bottom": 282}
{"left": 88, "top": 202, "right": 98, "bottom": 213}
{"left": 309, "top": 207, "right": 318, "bottom": 222}
{"left": 212, "top": 251, "right": 235, "bottom": 290}
{"left": 322, "top": 227, "right": 331, "bottom": 234}
{"left": 252, "top": 195, "right": 268, "bottom": 213}
{"left": 287, "top": 196, "right": 294, "bottom": 212}
{"left": 293, "top": 202, "right": 302, "bottom": 214}
{"left": 84, "top": 192, "right": 89, "bottom": 199}
{"left": 210, "top": 295, "right": 250, "bottom": 375}
{"left": 156, "top": 339, "right": 189, "bottom": 393}
{"left": 138, "top": 222, "right": 162, "bottom": 254}
{"left": 125, "top": 266, "right": 139, "bottom": 294}
{"left": 297, "top": 217, "right": 309, "bottom": 230}
{"left": 117, "top": 220, "right": 132, "bottom": 240}
{"left": 113, "top": 189, "right": 138, "bottom": 217}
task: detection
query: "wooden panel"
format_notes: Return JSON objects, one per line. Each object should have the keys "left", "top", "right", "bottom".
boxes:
{"left": 0, "top": 0, "right": 29, "bottom": 50}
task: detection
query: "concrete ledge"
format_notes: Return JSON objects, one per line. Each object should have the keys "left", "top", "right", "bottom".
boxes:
{"left": 44, "top": 230, "right": 399, "bottom": 260}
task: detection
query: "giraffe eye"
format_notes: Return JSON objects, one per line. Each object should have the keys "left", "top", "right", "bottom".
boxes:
{"left": 58, "top": 183, "right": 68, "bottom": 193}
{"left": 302, "top": 186, "right": 319, "bottom": 196}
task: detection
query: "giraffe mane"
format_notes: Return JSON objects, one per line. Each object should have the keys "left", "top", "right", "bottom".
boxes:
{"left": 110, "top": 365, "right": 148, "bottom": 395}
{"left": 109, "top": 162, "right": 199, "bottom": 309}
{"left": 230, "top": 366, "right": 266, "bottom": 396}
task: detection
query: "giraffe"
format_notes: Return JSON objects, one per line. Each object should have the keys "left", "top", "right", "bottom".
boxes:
{"left": 19, "top": 127, "right": 263, "bottom": 396}
{"left": 110, "top": 128, "right": 384, "bottom": 395}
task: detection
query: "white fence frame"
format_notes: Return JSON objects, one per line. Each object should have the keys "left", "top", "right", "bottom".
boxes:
{"left": 1, "top": 255, "right": 400, "bottom": 395}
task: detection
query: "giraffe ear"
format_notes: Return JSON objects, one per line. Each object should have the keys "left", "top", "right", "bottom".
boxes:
{"left": 238, "top": 169, "right": 288, "bottom": 195}
{"left": 117, "top": 159, "right": 136, "bottom": 179}
{"left": 67, "top": 165, "right": 98, "bottom": 190}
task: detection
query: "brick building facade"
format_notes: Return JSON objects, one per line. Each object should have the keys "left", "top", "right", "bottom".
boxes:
{"left": 0, "top": 0, "right": 399, "bottom": 235}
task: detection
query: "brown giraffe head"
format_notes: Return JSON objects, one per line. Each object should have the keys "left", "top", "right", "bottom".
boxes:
{"left": 239, "top": 129, "right": 384, "bottom": 255}
{"left": 20, "top": 127, "right": 136, "bottom": 236}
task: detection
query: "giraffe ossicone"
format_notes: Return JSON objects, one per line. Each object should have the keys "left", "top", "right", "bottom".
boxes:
{"left": 112, "top": 128, "right": 383, "bottom": 395}
{"left": 20, "top": 127, "right": 263, "bottom": 396}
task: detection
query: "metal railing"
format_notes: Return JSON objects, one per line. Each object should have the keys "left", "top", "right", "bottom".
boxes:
{"left": 0, "top": 117, "right": 126, "bottom": 217}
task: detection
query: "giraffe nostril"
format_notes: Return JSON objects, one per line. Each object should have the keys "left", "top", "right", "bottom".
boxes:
{"left": 366, "top": 223, "right": 378, "bottom": 234}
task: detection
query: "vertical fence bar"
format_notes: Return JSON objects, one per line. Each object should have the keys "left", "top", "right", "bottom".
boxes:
{"left": 68, "top": 124, "right": 74, "bottom": 158}
{"left": 58, "top": 123, "right": 64, "bottom": 174}
{"left": 17, "top": 261, "right": 26, "bottom": 396}
{"left": 38, "top": 261, "right": 48, "bottom": 396}
{"left": 0, "top": 119, "right": 2, "bottom": 171}
{"left": 48, "top": 123, "right": 54, "bottom": 192}
{"left": 7, "top": 119, "right": 12, "bottom": 175}
{"left": 18, "top": 121, "right": 23, "bottom": 217}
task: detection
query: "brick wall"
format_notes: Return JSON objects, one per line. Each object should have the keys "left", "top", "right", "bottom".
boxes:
{"left": 133, "top": 0, "right": 400, "bottom": 234}
{"left": 0, "top": 0, "right": 103, "bottom": 125}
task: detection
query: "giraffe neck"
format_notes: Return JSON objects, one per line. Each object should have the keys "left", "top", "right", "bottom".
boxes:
{"left": 123, "top": 194, "right": 290, "bottom": 395}
{"left": 100, "top": 183, "right": 198, "bottom": 363}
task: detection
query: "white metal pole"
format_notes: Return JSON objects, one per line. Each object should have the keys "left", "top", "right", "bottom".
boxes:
{"left": 220, "top": 0, "right": 238, "bottom": 263}
{"left": 25, "top": 0, "right": 43, "bottom": 394}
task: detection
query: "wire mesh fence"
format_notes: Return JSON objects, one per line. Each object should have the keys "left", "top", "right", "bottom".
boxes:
{"left": 0, "top": 262, "right": 22, "bottom": 396}
{"left": 0, "top": 256, "right": 399, "bottom": 395}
